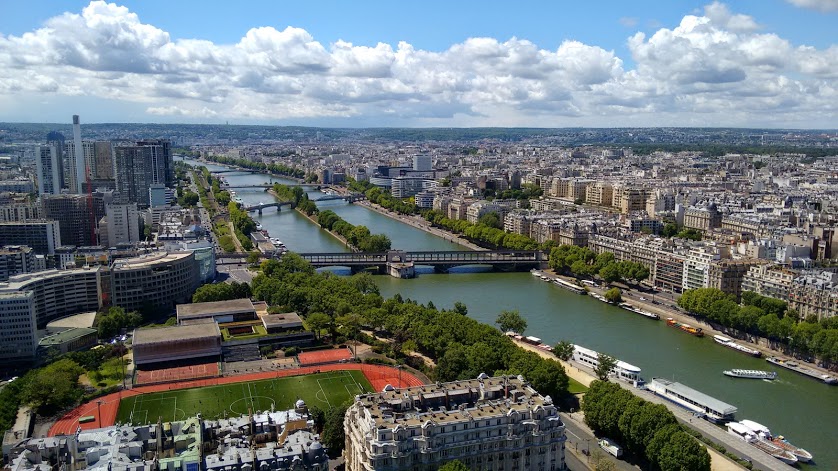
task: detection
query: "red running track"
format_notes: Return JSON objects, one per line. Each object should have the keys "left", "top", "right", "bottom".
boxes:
{"left": 48, "top": 363, "right": 423, "bottom": 437}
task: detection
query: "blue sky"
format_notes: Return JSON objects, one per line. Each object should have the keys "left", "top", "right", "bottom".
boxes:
{"left": 0, "top": 1, "right": 836, "bottom": 127}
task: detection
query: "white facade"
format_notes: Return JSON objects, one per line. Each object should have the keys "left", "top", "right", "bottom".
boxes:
{"left": 105, "top": 203, "right": 141, "bottom": 246}
{"left": 70, "top": 115, "right": 87, "bottom": 194}
{"left": 148, "top": 183, "right": 168, "bottom": 207}
{"left": 412, "top": 154, "right": 432, "bottom": 171}
{"left": 345, "top": 376, "right": 566, "bottom": 471}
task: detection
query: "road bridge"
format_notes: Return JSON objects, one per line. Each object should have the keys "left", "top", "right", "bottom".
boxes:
{"left": 244, "top": 201, "right": 293, "bottom": 214}
{"left": 221, "top": 183, "right": 322, "bottom": 189}
{"left": 299, "top": 250, "right": 544, "bottom": 276}
{"left": 312, "top": 193, "right": 365, "bottom": 203}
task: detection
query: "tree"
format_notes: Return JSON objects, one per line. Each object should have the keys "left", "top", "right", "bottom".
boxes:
{"left": 554, "top": 340, "right": 575, "bottom": 361}
{"left": 246, "top": 251, "right": 261, "bottom": 266}
{"left": 478, "top": 212, "right": 503, "bottom": 230}
{"left": 495, "top": 309, "right": 528, "bottom": 334}
{"left": 656, "top": 430, "right": 711, "bottom": 471}
{"left": 599, "top": 263, "right": 621, "bottom": 284}
{"left": 22, "top": 359, "right": 84, "bottom": 414}
{"left": 603, "top": 287, "right": 622, "bottom": 304}
{"left": 322, "top": 404, "right": 349, "bottom": 458}
{"left": 590, "top": 450, "right": 616, "bottom": 471}
{"left": 453, "top": 301, "right": 468, "bottom": 316}
{"left": 594, "top": 353, "right": 617, "bottom": 381}
{"left": 438, "top": 460, "right": 470, "bottom": 471}
{"left": 306, "top": 312, "right": 332, "bottom": 339}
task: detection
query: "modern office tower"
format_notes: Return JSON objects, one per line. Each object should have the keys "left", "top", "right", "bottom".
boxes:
{"left": 114, "top": 140, "right": 172, "bottom": 207}
{"left": 0, "top": 245, "right": 38, "bottom": 281}
{"left": 412, "top": 154, "right": 432, "bottom": 171}
{"left": 41, "top": 195, "right": 100, "bottom": 247}
{"left": 108, "top": 251, "right": 199, "bottom": 311}
{"left": 34, "top": 144, "right": 62, "bottom": 195}
{"left": 65, "top": 140, "right": 96, "bottom": 192}
{"left": 148, "top": 183, "right": 168, "bottom": 207}
{"left": 102, "top": 203, "right": 141, "bottom": 247}
{"left": 0, "top": 291, "right": 38, "bottom": 364}
{"left": 93, "top": 141, "right": 114, "bottom": 180}
{"left": 70, "top": 115, "right": 86, "bottom": 194}
{"left": 0, "top": 220, "right": 61, "bottom": 254}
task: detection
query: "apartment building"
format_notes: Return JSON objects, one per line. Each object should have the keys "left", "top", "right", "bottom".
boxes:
{"left": 0, "top": 220, "right": 61, "bottom": 254}
{"left": 683, "top": 204, "right": 723, "bottom": 232}
{"left": 109, "top": 251, "right": 199, "bottom": 311}
{"left": 0, "top": 246, "right": 38, "bottom": 282}
{"left": 788, "top": 271, "right": 838, "bottom": 321}
{"left": 682, "top": 247, "right": 722, "bottom": 291}
{"left": 585, "top": 182, "right": 613, "bottom": 207}
{"left": 741, "top": 264, "right": 795, "bottom": 302}
{"left": 0, "top": 291, "right": 38, "bottom": 365}
{"left": 344, "top": 375, "right": 566, "bottom": 471}
{"left": 707, "top": 259, "right": 766, "bottom": 302}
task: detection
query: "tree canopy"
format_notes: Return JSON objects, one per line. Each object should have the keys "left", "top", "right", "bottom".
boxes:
{"left": 496, "top": 310, "right": 528, "bottom": 334}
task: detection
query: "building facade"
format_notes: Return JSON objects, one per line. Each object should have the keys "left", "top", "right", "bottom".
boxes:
{"left": 109, "top": 251, "right": 199, "bottom": 311}
{"left": 41, "top": 195, "right": 99, "bottom": 248}
{"left": 0, "top": 291, "right": 38, "bottom": 364}
{"left": 344, "top": 376, "right": 566, "bottom": 471}
{"left": 0, "top": 220, "right": 61, "bottom": 254}
{"left": 34, "top": 144, "right": 62, "bottom": 195}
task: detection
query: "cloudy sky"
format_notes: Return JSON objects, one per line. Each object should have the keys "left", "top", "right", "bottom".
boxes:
{"left": 1, "top": 0, "right": 836, "bottom": 127}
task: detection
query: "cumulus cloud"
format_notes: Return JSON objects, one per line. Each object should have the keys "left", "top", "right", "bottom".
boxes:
{"left": 785, "top": 0, "right": 838, "bottom": 12}
{"left": 0, "top": 0, "right": 836, "bottom": 127}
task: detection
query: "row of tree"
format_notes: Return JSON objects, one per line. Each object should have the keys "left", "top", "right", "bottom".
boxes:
{"left": 228, "top": 201, "right": 255, "bottom": 251}
{"left": 316, "top": 210, "right": 392, "bottom": 252}
{"left": 678, "top": 288, "right": 838, "bottom": 364}
{"left": 583, "top": 381, "right": 711, "bottom": 471}
{"left": 272, "top": 183, "right": 318, "bottom": 215}
{"left": 192, "top": 281, "right": 253, "bottom": 303}
{"left": 204, "top": 155, "right": 306, "bottom": 179}
{"left": 364, "top": 186, "right": 419, "bottom": 215}
{"left": 250, "top": 255, "right": 570, "bottom": 402}
{"left": 95, "top": 306, "right": 143, "bottom": 339}
{"left": 423, "top": 209, "right": 544, "bottom": 251}
{"left": 549, "top": 245, "right": 650, "bottom": 284}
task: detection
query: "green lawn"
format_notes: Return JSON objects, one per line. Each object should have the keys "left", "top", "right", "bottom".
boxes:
{"left": 116, "top": 370, "right": 372, "bottom": 425}
{"left": 567, "top": 377, "right": 589, "bottom": 395}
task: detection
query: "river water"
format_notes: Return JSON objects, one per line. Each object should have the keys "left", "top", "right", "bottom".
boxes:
{"left": 185, "top": 158, "right": 836, "bottom": 470}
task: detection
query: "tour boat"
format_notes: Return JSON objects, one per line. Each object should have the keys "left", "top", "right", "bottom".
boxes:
{"left": 648, "top": 378, "right": 736, "bottom": 423}
{"left": 739, "top": 420, "right": 813, "bottom": 463}
{"left": 713, "top": 335, "right": 762, "bottom": 357}
{"left": 665, "top": 318, "right": 704, "bottom": 337}
{"left": 572, "top": 344, "right": 643, "bottom": 385}
{"left": 723, "top": 369, "right": 777, "bottom": 380}
{"left": 726, "top": 422, "right": 798, "bottom": 465}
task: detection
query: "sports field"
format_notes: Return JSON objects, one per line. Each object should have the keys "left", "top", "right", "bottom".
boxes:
{"left": 116, "top": 370, "right": 372, "bottom": 425}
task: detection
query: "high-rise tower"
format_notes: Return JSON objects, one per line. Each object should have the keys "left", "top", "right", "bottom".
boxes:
{"left": 71, "top": 115, "right": 85, "bottom": 194}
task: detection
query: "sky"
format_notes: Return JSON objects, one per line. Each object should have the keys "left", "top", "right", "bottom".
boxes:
{"left": 0, "top": 0, "right": 836, "bottom": 128}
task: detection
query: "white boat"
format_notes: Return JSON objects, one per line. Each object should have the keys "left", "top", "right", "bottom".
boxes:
{"left": 540, "top": 275, "right": 549, "bottom": 281}
{"left": 723, "top": 369, "right": 777, "bottom": 380}
{"left": 590, "top": 293, "right": 609, "bottom": 303}
{"left": 726, "top": 422, "right": 798, "bottom": 465}
{"left": 255, "top": 222, "right": 263, "bottom": 230}
{"left": 571, "top": 344, "right": 643, "bottom": 385}
{"left": 552, "top": 277, "right": 586, "bottom": 294}
{"left": 713, "top": 335, "right": 762, "bottom": 357}
{"left": 618, "top": 302, "right": 660, "bottom": 320}
{"left": 767, "top": 356, "right": 838, "bottom": 384}
{"left": 531, "top": 270, "right": 542, "bottom": 277}
{"left": 648, "top": 378, "right": 737, "bottom": 423}
{"left": 739, "top": 420, "right": 813, "bottom": 463}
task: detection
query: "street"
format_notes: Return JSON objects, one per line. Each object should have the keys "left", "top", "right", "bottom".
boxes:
{"left": 561, "top": 412, "right": 638, "bottom": 471}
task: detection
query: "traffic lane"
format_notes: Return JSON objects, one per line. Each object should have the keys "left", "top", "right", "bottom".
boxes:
{"left": 560, "top": 412, "right": 638, "bottom": 471}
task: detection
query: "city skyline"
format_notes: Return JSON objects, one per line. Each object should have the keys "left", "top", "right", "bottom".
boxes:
{"left": 1, "top": 1, "right": 837, "bottom": 128}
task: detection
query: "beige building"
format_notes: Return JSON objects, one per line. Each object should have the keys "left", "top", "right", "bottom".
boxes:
{"left": 344, "top": 375, "right": 566, "bottom": 471}
{"left": 585, "top": 182, "right": 613, "bottom": 207}
{"left": 741, "top": 265, "right": 795, "bottom": 302}
{"left": 707, "top": 259, "right": 766, "bottom": 302}
{"left": 683, "top": 204, "right": 722, "bottom": 232}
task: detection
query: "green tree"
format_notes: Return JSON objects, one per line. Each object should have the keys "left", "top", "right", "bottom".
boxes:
{"left": 477, "top": 211, "right": 503, "bottom": 230}
{"left": 553, "top": 340, "right": 575, "bottom": 361}
{"left": 453, "top": 301, "right": 468, "bottom": 316}
{"left": 590, "top": 450, "right": 617, "bottom": 471}
{"left": 22, "top": 359, "right": 84, "bottom": 414}
{"left": 495, "top": 309, "right": 528, "bottom": 334}
{"left": 594, "top": 353, "right": 617, "bottom": 381}
{"left": 656, "top": 430, "right": 711, "bottom": 471}
{"left": 246, "top": 251, "right": 261, "bottom": 266}
{"left": 306, "top": 312, "right": 332, "bottom": 339}
{"left": 438, "top": 460, "right": 470, "bottom": 471}
{"left": 599, "top": 263, "right": 621, "bottom": 284}
{"left": 322, "top": 404, "right": 349, "bottom": 458}
{"left": 604, "top": 287, "right": 622, "bottom": 304}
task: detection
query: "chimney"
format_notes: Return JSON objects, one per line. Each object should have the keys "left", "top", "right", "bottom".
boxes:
{"left": 72, "top": 115, "right": 85, "bottom": 194}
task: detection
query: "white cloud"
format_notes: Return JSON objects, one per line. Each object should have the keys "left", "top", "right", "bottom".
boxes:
{"left": 785, "top": 0, "right": 838, "bottom": 12}
{"left": 0, "top": 1, "right": 836, "bottom": 127}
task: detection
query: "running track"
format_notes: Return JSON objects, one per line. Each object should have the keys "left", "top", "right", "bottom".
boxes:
{"left": 48, "top": 364, "right": 423, "bottom": 437}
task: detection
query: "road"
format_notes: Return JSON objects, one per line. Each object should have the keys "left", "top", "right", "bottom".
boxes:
{"left": 215, "top": 262, "right": 254, "bottom": 284}
{"left": 561, "top": 412, "right": 637, "bottom": 471}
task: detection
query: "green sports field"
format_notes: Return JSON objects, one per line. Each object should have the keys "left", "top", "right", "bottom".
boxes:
{"left": 116, "top": 370, "right": 372, "bottom": 425}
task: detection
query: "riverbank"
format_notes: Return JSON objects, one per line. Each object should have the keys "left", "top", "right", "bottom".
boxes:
{"left": 553, "top": 271, "right": 838, "bottom": 378}
{"left": 352, "top": 199, "right": 486, "bottom": 251}
{"left": 266, "top": 189, "right": 355, "bottom": 250}
{"left": 512, "top": 339, "right": 754, "bottom": 471}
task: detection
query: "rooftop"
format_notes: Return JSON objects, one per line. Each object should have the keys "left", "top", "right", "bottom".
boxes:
{"left": 39, "top": 327, "right": 98, "bottom": 346}
{"left": 176, "top": 298, "right": 255, "bottom": 319}
{"left": 133, "top": 322, "right": 220, "bottom": 345}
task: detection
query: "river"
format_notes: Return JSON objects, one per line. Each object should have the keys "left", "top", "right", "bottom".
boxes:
{"left": 184, "top": 158, "right": 837, "bottom": 470}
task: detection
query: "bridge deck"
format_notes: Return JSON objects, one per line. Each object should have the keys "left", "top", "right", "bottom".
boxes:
{"left": 299, "top": 250, "right": 541, "bottom": 266}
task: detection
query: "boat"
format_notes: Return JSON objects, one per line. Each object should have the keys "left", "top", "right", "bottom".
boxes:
{"left": 590, "top": 292, "right": 609, "bottom": 303}
{"left": 723, "top": 369, "right": 777, "bottom": 380}
{"left": 255, "top": 222, "right": 263, "bottom": 231}
{"left": 618, "top": 302, "right": 660, "bottom": 320}
{"left": 571, "top": 344, "right": 643, "bottom": 385}
{"left": 713, "top": 334, "right": 761, "bottom": 357}
{"left": 540, "top": 275, "right": 549, "bottom": 281}
{"left": 648, "top": 378, "right": 737, "bottom": 423}
{"left": 739, "top": 419, "right": 813, "bottom": 463}
{"left": 726, "top": 422, "right": 798, "bottom": 465}
{"left": 552, "top": 277, "right": 586, "bottom": 294}
{"left": 531, "top": 270, "right": 542, "bottom": 277}
{"left": 666, "top": 318, "right": 704, "bottom": 337}
{"left": 767, "top": 356, "right": 838, "bottom": 385}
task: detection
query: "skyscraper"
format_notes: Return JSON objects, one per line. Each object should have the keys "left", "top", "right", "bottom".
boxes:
{"left": 93, "top": 141, "right": 114, "bottom": 180}
{"left": 113, "top": 140, "right": 173, "bottom": 207}
{"left": 71, "top": 115, "right": 86, "bottom": 195}
{"left": 64, "top": 140, "right": 95, "bottom": 192}
{"left": 41, "top": 195, "right": 102, "bottom": 247}
{"left": 34, "top": 144, "right": 62, "bottom": 195}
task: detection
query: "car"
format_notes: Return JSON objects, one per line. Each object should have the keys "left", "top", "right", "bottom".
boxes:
{"left": 639, "top": 297, "right": 647, "bottom": 301}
